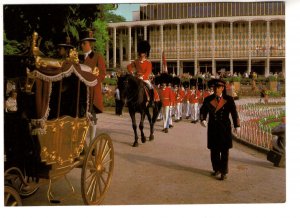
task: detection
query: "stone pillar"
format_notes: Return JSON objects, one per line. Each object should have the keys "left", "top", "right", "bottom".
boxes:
{"left": 160, "top": 24, "right": 164, "bottom": 73}
{"left": 211, "top": 22, "right": 216, "bottom": 75}
{"left": 119, "top": 33, "right": 123, "bottom": 67}
{"left": 177, "top": 23, "right": 180, "bottom": 75}
{"left": 194, "top": 23, "right": 198, "bottom": 76}
{"left": 134, "top": 28, "right": 138, "bottom": 59}
{"left": 230, "top": 22, "right": 233, "bottom": 74}
{"left": 106, "top": 40, "right": 109, "bottom": 68}
{"left": 265, "top": 20, "right": 270, "bottom": 77}
{"left": 113, "top": 27, "right": 116, "bottom": 68}
{"left": 282, "top": 59, "right": 285, "bottom": 77}
{"left": 128, "top": 26, "right": 132, "bottom": 61}
{"left": 144, "top": 26, "right": 147, "bottom": 41}
{"left": 248, "top": 21, "right": 252, "bottom": 73}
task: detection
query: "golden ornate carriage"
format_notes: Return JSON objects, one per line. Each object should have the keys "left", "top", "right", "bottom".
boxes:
{"left": 4, "top": 32, "right": 114, "bottom": 205}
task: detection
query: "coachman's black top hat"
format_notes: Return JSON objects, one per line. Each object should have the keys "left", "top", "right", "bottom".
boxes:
{"left": 137, "top": 40, "right": 151, "bottom": 57}
{"left": 57, "top": 35, "right": 74, "bottom": 49}
{"left": 79, "top": 29, "right": 96, "bottom": 42}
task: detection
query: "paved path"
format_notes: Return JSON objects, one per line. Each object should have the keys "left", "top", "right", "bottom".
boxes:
{"left": 22, "top": 110, "right": 285, "bottom": 206}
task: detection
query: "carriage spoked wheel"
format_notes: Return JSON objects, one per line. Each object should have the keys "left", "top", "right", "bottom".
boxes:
{"left": 81, "top": 133, "right": 114, "bottom": 205}
{"left": 4, "top": 186, "right": 22, "bottom": 206}
{"left": 4, "top": 167, "right": 39, "bottom": 198}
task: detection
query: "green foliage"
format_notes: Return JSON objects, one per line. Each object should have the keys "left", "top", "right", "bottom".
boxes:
{"left": 3, "top": 4, "right": 126, "bottom": 56}
{"left": 104, "top": 78, "right": 117, "bottom": 86}
{"left": 267, "top": 75, "right": 277, "bottom": 81}
{"left": 4, "top": 32, "right": 27, "bottom": 55}
{"left": 231, "top": 77, "right": 242, "bottom": 82}
{"left": 103, "top": 95, "right": 116, "bottom": 107}
{"left": 93, "top": 19, "right": 109, "bottom": 54}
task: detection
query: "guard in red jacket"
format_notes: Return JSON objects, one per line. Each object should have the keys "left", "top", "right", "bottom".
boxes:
{"left": 189, "top": 78, "right": 201, "bottom": 123}
{"left": 80, "top": 30, "right": 106, "bottom": 141}
{"left": 182, "top": 81, "right": 191, "bottom": 119}
{"left": 169, "top": 82, "right": 176, "bottom": 128}
{"left": 159, "top": 73, "right": 172, "bottom": 133}
{"left": 173, "top": 77, "right": 184, "bottom": 122}
{"left": 127, "top": 40, "right": 159, "bottom": 103}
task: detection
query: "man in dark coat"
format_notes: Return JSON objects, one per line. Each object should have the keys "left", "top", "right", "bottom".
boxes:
{"left": 80, "top": 29, "right": 106, "bottom": 141}
{"left": 200, "top": 79, "right": 240, "bottom": 180}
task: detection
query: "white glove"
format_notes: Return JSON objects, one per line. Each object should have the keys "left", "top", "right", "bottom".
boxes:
{"left": 201, "top": 120, "right": 207, "bottom": 127}
{"left": 235, "top": 127, "right": 241, "bottom": 134}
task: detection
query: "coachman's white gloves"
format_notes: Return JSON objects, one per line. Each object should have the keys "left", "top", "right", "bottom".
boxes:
{"left": 201, "top": 120, "right": 207, "bottom": 127}
{"left": 235, "top": 127, "right": 241, "bottom": 134}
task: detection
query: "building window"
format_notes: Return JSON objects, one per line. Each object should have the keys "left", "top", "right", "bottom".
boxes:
{"left": 207, "top": 2, "right": 212, "bottom": 17}
{"left": 261, "top": 2, "right": 264, "bottom": 16}
{"left": 165, "top": 4, "right": 169, "bottom": 19}
{"left": 211, "top": 2, "right": 215, "bottom": 17}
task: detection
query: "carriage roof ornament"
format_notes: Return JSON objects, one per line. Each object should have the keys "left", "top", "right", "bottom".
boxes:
{"left": 32, "top": 32, "right": 63, "bottom": 69}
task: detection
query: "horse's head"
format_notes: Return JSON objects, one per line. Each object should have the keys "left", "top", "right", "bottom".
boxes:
{"left": 117, "top": 73, "right": 145, "bottom": 105}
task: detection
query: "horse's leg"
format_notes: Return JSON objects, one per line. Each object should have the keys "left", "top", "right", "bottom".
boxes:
{"left": 129, "top": 110, "right": 139, "bottom": 147}
{"left": 145, "top": 107, "right": 154, "bottom": 141}
{"left": 139, "top": 112, "right": 147, "bottom": 143}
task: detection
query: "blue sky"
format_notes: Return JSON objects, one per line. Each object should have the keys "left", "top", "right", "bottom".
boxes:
{"left": 112, "top": 3, "right": 140, "bottom": 21}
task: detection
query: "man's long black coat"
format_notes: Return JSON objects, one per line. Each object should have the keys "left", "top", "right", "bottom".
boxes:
{"left": 200, "top": 94, "right": 240, "bottom": 149}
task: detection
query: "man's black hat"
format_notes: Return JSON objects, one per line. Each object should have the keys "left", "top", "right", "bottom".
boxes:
{"left": 57, "top": 35, "right": 74, "bottom": 49}
{"left": 137, "top": 40, "right": 151, "bottom": 57}
{"left": 79, "top": 29, "right": 96, "bottom": 42}
{"left": 208, "top": 79, "right": 226, "bottom": 88}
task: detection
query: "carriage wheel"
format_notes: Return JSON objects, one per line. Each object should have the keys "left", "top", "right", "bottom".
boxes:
{"left": 5, "top": 167, "right": 39, "bottom": 198}
{"left": 4, "top": 186, "right": 22, "bottom": 206}
{"left": 81, "top": 133, "right": 114, "bottom": 205}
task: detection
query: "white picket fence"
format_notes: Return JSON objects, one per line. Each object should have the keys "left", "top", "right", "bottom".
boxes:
{"left": 234, "top": 97, "right": 285, "bottom": 150}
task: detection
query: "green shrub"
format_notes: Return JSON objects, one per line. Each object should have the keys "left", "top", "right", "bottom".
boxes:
{"left": 103, "top": 95, "right": 115, "bottom": 107}
{"left": 103, "top": 78, "right": 117, "bottom": 86}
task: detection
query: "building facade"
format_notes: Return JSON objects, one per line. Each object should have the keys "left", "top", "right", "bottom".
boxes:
{"left": 107, "top": 2, "right": 285, "bottom": 76}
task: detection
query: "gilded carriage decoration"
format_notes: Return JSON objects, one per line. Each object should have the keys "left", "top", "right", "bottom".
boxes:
{"left": 4, "top": 32, "right": 114, "bottom": 206}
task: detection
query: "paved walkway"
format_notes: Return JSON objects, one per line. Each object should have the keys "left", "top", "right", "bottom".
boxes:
{"left": 22, "top": 109, "right": 285, "bottom": 206}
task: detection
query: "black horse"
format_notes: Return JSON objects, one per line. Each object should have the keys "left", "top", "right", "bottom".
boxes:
{"left": 117, "top": 74, "right": 162, "bottom": 147}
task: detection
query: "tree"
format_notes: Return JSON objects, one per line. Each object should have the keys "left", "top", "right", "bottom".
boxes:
{"left": 4, "top": 4, "right": 125, "bottom": 56}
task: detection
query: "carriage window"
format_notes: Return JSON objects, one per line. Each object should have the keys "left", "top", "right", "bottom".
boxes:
{"left": 48, "top": 75, "right": 88, "bottom": 120}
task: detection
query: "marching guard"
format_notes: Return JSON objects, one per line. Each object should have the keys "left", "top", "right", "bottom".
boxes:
{"left": 159, "top": 73, "right": 173, "bottom": 133}
{"left": 189, "top": 78, "right": 201, "bottom": 124}
{"left": 174, "top": 77, "right": 184, "bottom": 122}
{"left": 183, "top": 80, "right": 191, "bottom": 119}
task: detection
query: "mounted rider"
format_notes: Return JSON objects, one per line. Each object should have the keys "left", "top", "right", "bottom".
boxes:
{"left": 127, "top": 40, "right": 159, "bottom": 104}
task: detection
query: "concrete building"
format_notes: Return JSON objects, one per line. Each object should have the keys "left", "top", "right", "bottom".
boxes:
{"left": 107, "top": 2, "right": 285, "bottom": 77}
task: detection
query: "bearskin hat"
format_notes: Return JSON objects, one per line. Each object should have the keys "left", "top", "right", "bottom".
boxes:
{"left": 182, "top": 81, "right": 190, "bottom": 89}
{"left": 159, "top": 73, "right": 172, "bottom": 85}
{"left": 137, "top": 40, "right": 151, "bottom": 57}
{"left": 190, "top": 78, "right": 197, "bottom": 88}
{"left": 197, "top": 77, "right": 204, "bottom": 90}
{"left": 172, "top": 76, "right": 181, "bottom": 87}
